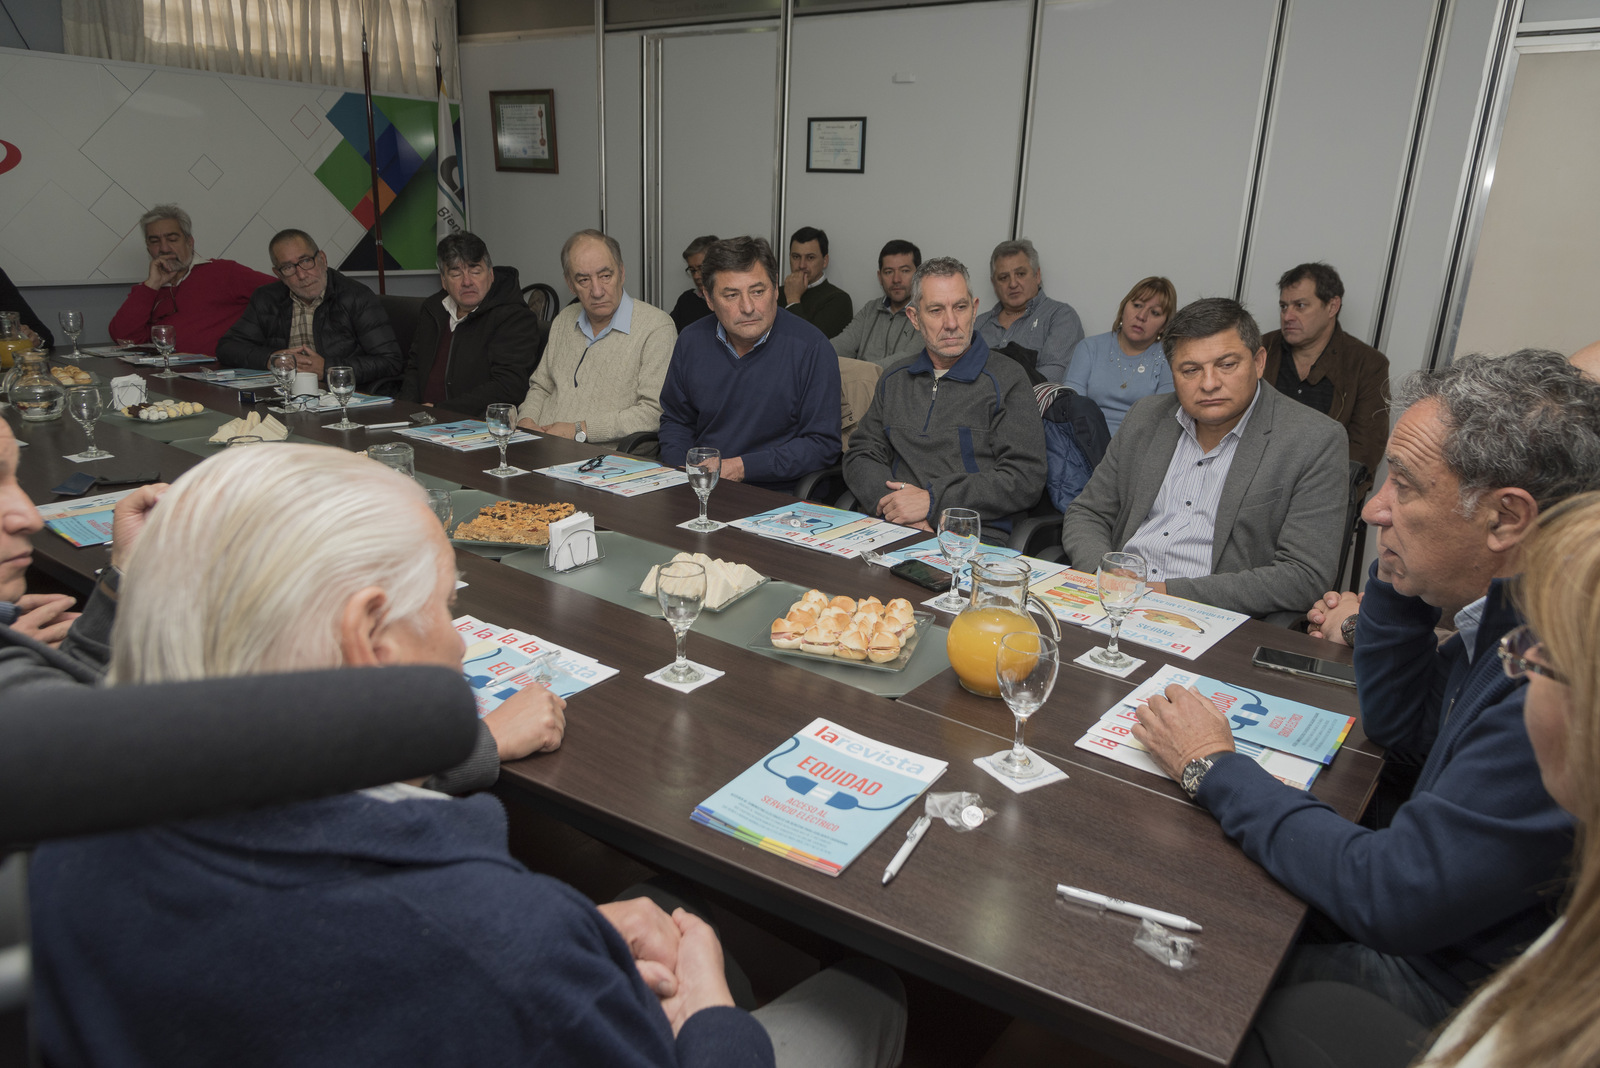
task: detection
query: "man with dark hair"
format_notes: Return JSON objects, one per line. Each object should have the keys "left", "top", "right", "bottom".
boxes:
{"left": 973, "top": 238, "right": 1084, "bottom": 382}
{"left": 1263, "top": 261, "right": 1391, "bottom": 491}
{"left": 781, "top": 226, "right": 853, "bottom": 338}
{"left": 844, "top": 257, "right": 1044, "bottom": 535}
{"left": 1134, "top": 349, "right": 1600, "bottom": 1031}
{"left": 670, "top": 234, "right": 719, "bottom": 334}
{"left": 831, "top": 239, "right": 924, "bottom": 370}
{"left": 1061, "top": 297, "right": 1346, "bottom": 625}
{"left": 217, "top": 228, "right": 404, "bottom": 392}
{"left": 399, "top": 232, "right": 544, "bottom": 417}
{"left": 658, "top": 236, "right": 841, "bottom": 493}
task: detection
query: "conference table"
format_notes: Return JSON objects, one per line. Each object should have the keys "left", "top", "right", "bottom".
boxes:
{"left": 9, "top": 355, "right": 1383, "bottom": 1068}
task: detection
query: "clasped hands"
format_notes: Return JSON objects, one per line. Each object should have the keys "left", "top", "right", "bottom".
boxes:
{"left": 1306, "top": 590, "right": 1362, "bottom": 644}
{"left": 877, "top": 482, "right": 932, "bottom": 532}
{"left": 597, "top": 897, "right": 735, "bottom": 1036}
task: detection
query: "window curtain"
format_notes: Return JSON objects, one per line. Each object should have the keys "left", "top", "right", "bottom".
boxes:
{"left": 63, "top": 0, "right": 460, "bottom": 98}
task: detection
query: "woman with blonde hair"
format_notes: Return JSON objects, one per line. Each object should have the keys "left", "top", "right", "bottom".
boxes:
{"left": 1061, "top": 275, "right": 1176, "bottom": 434}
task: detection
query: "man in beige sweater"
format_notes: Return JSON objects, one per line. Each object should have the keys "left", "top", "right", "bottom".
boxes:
{"left": 516, "top": 230, "right": 676, "bottom": 446}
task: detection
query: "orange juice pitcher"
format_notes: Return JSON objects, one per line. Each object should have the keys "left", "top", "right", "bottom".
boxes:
{"left": 0, "top": 312, "right": 30, "bottom": 370}
{"left": 945, "top": 555, "right": 1062, "bottom": 697}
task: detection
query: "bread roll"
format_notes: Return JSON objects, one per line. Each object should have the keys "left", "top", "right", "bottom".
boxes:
{"left": 770, "top": 618, "right": 803, "bottom": 650}
{"left": 801, "top": 589, "right": 828, "bottom": 608}
{"left": 867, "top": 631, "right": 903, "bottom": 663}
{"left": 887, "top": 598, "right": 914, "bottom": 615}
{"left": 799, "top": 626, "right": 837, "bottom": 656}
{"left": 828, "top": 595, "right": 857, "bottom": 614}
{"left": 835, "top": 627, "right": 869, "bottom": 661}
{"left": 786, "top": 606, "right": 818, "bottom": 629}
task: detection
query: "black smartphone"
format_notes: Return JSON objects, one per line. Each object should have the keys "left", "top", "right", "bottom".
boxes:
{"left": 890, "top": 559, "right": 952, "bottom": 592}
{"left": 1251, "top": 646, "right": 1357, "bottom": 688}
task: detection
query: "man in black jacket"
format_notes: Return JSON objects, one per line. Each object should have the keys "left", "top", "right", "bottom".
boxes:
{"left": 216, "top": 229, "right": 404, "bottom": 392}
{"left": 400, "top": 233, "right": 544, "bottom": 417}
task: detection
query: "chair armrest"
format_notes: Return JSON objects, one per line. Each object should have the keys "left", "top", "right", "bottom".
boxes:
{"left": 792, "top": 464, "right": 842, "bottom": 501}
{"left": 616, "top": 431, "right": 660, "bottom": 458}
{"left": 1007, "top": 512, "right": 1063, "bottom": 555}
{"left": 834, "top": 487, "right": 859, "bottom": 512}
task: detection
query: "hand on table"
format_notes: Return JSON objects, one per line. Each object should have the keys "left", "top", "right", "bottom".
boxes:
{"left": 109, "top": 483, "right": 170, "bottom": 571}
{"left": 143, "top": 256, "right": 184, "bottom": 290}
{"left": 597, "top": 897, "right": 682, "bottom": 999}
{"left": 483, "top": 684, "right": 566, "bottom": 759}
{"left": 10, "top": 594, "right": 79, "bottom": 647}
{"left": 1307, "top": 591, "right": 1362, "bottom": 644}
{"left": 516, "top": 418, "right": 543, "bottom": 432}
{"left": 541, "top": 422, "right": 579, "bottom": 440}
{"left": 1131, "top": 683, "right": 1235, "bottom": 782}
{"left": 657, "top": 909, "right": 736, "bottom": 1036}
{"left": 783, "top": 270, "right": 807, "bottom": 307}
{"left": 879, "top": 482, "right": 931, "bottom": 527}
{"left": 290, "top": 346, "right": 325, "bottom": 377}
{"left": 718, "top": 456, "right": 746, "bottom": 483}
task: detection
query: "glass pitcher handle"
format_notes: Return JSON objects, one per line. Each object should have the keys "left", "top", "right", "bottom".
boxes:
{"left": 1026, "top": 592, "right": 1062, "bottom": 641}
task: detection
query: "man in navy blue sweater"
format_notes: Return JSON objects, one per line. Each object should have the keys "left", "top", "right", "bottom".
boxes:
{"left": 658, "top": 236, "right": 841, "bottom": 493}
{"left": 1131, "top": 350, "right": 1600, "bottom": 1027}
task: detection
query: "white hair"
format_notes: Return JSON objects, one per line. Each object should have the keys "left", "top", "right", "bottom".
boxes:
{"left": 109, "top": 444, "right": 442, "bottom": 685}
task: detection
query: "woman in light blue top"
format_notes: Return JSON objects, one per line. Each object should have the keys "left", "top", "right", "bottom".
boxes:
{"left": 1062, "top": 276, "right": 1176, "bottom": 435}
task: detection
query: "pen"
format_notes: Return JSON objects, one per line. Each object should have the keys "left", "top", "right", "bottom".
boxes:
{"left": 367, "top": 421, "right": 409, "bottom": 430}
{"left": 882, "top": 815, "right": 932, "bottom": 885}
{"left": 1056, "top": 884, "right": 1202, "bottom": 932}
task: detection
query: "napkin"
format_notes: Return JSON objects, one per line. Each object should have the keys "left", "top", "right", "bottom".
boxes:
{"left": 110, "top": 375, "right": 147, "bottom": 409}
{"left": 209, "top": 410, "right": 289, "bottom": 444}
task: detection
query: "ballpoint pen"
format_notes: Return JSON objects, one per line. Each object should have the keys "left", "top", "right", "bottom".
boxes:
{"left": 882, "top": 814, "right": 932, "bottom": 885}
{"left": 1056, "top": 884, "right": 1202, "bottom": 932}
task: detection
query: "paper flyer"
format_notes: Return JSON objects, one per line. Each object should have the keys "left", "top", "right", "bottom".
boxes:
{"left": 692, "top": 717, "right": 947, "bottom": 877}
{"left": 452, "top": 614, "right": 617, "bottom": 713}
{"left": 729, "top": 502, "right": 918, "bottom": 559}
{"left": 537, "top": 455, "right": 690, "bottom": 497}
{"left": 37, "top": 488, "right": 140, "bottom": 548}
{"left": 396, "top": 420, "right": 539, "bottom": 452}
{"left": 1032, "top": 568, "right": 1250, "bottom": 659}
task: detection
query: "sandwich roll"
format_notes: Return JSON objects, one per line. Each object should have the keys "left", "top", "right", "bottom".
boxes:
{"left": 799, "top": 626, "right": 838, "bottom": 656}
{"left": 770, "top": 618, "right": 803, "bottom": 650}
{"left": 828, "top": 595, "right": 857, "bottom": 614}
{"left": 867, "top": 631, "right": 903, "bottom": 663}
{"left": 835, "top": 627, "right": 869, "bottom": 661}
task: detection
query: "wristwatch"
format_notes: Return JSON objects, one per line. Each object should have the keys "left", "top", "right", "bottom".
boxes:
{"left": 1340, "top": 614, "right": 1358, "bottom": 646}
{"left": 574, "top": 422, "right": 587, "bottom": 444}
{"left": 1180, "top": 756, "right": 1220, "bottom": 799}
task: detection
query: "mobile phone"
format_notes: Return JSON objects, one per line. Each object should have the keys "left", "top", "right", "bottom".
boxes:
{"left": 890, "top": 559, "right": 953, "bottom": 592}
{"left": 1251, "top": 646, "right": 1357, "bottom": 688}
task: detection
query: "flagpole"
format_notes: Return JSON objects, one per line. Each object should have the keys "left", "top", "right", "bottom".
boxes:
{"left": 361, "top": 13, "right": 387, "bottom": 294}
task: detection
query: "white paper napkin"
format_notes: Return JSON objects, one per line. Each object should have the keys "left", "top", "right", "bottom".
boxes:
{"left": 1072, "top": 648, "right": 1146, "bottom": 678}
{"left": 645, "top": 661, "right": 725, "bottom": 693}
{"left": 974, "top": 751, "right": 1069, "bottom": 793}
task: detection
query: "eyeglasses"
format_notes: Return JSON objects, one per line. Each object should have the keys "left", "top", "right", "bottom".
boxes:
{"left": 1498, "top": 624, "right": 1566, "bottom": 684}
{"left": 275, "top": 254, "right": 320, "bottom": 277}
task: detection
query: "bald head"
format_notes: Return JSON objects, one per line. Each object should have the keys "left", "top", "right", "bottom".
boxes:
{"left": 1571, "top": 339, "right": 1600, "bottom": 381}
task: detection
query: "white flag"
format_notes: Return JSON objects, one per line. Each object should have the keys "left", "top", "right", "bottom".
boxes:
{"left": 436, "top": 65, "right": 467, "bottom": 240}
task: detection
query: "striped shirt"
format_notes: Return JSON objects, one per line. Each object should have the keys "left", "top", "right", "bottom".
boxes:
{"left": 288, "top": 291, "right": 324, "bottom": 350}
{"left": 1122, "top": 384, "right": 1262, "bottom": 583}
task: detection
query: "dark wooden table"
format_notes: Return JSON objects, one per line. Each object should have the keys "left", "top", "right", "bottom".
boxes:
{"left": 11, "top": 358, "right": 1384, "bottom": 1067}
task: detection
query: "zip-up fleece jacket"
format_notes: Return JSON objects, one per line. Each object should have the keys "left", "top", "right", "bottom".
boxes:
{"left": 843, "top": 335, "right": 1046, "bottom": 526}
{"left": 400, "top": 266, "right": 545, "bottom": 417}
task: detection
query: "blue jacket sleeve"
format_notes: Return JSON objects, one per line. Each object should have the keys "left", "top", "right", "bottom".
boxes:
{"left": 657, "top": 349, "right": 695, "bottom": 469}
{"left": 740, "top": 340, "right": 841, "bottom": 484}
{"left": 1353, "top": 571, "right": 1448, "bottom": 757}
{"left": 1062, "top": 339, "right": 1090, "bottom": 392}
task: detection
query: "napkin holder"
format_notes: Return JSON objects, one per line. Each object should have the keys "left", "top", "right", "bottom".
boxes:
{"left": 110, "top": 375, "right": 147, "bottom": 409}
{"left": 547, "top": 512, "right": 602, "bottom": 573}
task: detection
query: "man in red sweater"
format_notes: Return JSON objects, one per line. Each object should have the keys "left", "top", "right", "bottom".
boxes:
{"left": 108, "top": 205, "right": 274, "bottom": 357}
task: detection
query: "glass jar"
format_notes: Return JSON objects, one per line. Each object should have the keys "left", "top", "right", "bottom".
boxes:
{"left": 0, "top": 312, "right": 30, "bottom": 371}
{"left": 9, "top": 353, "right": 66, "bottom": 422}
{"left": 945, "top": 555, "right": 1062, "bottom": 697}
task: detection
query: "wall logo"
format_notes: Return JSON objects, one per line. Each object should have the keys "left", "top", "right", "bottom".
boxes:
{"left": 0, "top": 141, "right": 20, "bottom": 176}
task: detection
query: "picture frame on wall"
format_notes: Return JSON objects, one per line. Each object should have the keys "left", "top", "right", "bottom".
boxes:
{"left": 491, "top": 89, "right": 559, "bottom": 173}
{"left": 806, "top": 117, "right": 866, "bottom": 173}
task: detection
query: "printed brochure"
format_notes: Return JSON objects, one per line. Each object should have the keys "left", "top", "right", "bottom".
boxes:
{"left": 729, "top": 501, "right": 918, "bottom": 559}
{"left": 537, "top": 455, "right": 690, "bottom": 496}
{"left": 1031, "top": 568, "right": 1249, "bottom": 660}
{"left": 396, "top": 420, "right": 539, "bottom": 452}
{"left": 452, "top": 615, "right": 618, "bottom": 713}
{"left": 37, "top": 488, "right": 140, "bottom": 548}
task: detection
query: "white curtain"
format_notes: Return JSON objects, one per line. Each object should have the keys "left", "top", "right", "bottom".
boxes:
{"left": 63, "top": 0, "right": 460, "bottom": 98}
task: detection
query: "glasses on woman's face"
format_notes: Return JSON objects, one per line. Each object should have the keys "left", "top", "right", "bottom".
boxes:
{"left": 1498, "top": 624, "right": 1567, "bottom": 684}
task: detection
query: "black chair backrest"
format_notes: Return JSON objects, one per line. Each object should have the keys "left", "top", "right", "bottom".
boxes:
{"left": 1338, "top": 461, "right": 1370, "bottom": 588}
{"left": 522, "top": 283, "right": 562, "bottom": 330}
{"left": 380, "top": 295, "right": 428, "bottom": 361}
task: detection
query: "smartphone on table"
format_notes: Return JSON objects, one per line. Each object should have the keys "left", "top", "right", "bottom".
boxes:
{"left": 1251, "top": 646, "right": 1357, "bottom": 688}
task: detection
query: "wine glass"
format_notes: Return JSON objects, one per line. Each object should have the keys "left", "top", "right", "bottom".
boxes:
{"left": 58, "top": 310, "right": 83, "bottom": 357}
{"left": 484, "top": 402, "right": 518, "bottom": 476}
{"left": 426, "top": 488, "right": 454, "bottom": 531}
{"left": 1091, "top": 551, "right": 1148, "bottom": 669}
{"left": 268, "top": 351, "right": 298, "bottom": 414}
{"left": 656, "top": 560, "right": 706, "bottom": 683}
{"left": 66, "top": 386, "right": 107, "bottom": 459}
{"left": 684, "top": 446, "right": 721, "bottom": 531}
{"left": 995, "top": 631, "right": 1060, "bottom": 779}
{"left": 151, "top": 324, "right": 177, "bottom": 378}
{"left": 325, "top": 365, "right": 358, "bottom": 429}
{"left": 931, "top": 507, "right": 981, "bottom": 612}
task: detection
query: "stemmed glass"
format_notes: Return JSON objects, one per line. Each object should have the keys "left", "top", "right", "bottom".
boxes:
{"left": 484, "top": 402, "right": 519, "bottom": 476}
{"left": 684, "top": 446, "right": 721, "bottom": 531}
{"left": 426, "top": 488, "right": 454, "bottom": 531}
{"left": 325, "top": 365, "right": 358, "bottom": 429}
{"left": 656, "top": 560, "right": 706, "bottom": 683}
{"left": 995, "top": 631, "right": 1060, "bottom": 779}
{"left": 1091, "top": 551, "right": 1149, "bottom": 669}
{"left": 151, "top": 324, "right": 177, "bottom": 378}
{"left": 58, "top": 311, "right": 82, "bottom": 357}
{"left": 268, "top": 351, "right": 298, "bottom": 414}
{"left": 66, "top": 386, "right": 108, "bottom": 459}
{"left": 931, "top": 507, "right": 981, "bottom": 612}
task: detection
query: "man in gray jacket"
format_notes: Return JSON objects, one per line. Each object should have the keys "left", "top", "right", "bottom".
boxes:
{"left": 1061, "top": 297, "right": 1347, "bottom": 625}
{"left": 844, "top": 257, "right": 1046, "bottom": 535}
{"left": 831, "top": 239, "right": 924, "bottom": 370}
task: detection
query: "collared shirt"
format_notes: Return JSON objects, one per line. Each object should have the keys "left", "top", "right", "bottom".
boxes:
{"left": 1122, "top": 384, "right": 1263, "bottom": 583}
{"left": 1455, "top": 595, "right": 1488, "bottom": 664}
{"left": 442, "top": 294, "right": 474, "bottom": 332}
{"left": 714, "top": 319, "right": 773, "bottom": 360}
{"left": 288, "top": 289, "right": 325, "bottom": 351}
{"left": 578, "top": 291, "right": 634, "bottom": 345}
{"left": 807, "top": 274, "right": 826, "bottom": 289}
{"left": 973, "top": 290, "right": 1085, "bottom": 383}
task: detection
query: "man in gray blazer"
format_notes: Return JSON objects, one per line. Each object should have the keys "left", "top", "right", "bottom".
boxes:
{"left": 1061, "top": 297, "right": 1347, "bottom": 625}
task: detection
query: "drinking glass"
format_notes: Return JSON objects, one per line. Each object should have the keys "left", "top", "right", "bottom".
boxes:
{"left": 426, "top": 488, "right": 454, "bottom": 531}
{"left": 995, "top": 631, "right": 1060, "bottom": 779}
{"left": 684, "top": 446, "right": 721, "bottom": 532}
{"left": 66, "top": 386, "right": 107, "bottom": 459}
{"left": 368, "top": 442, "right": 415, "bottom": 478}
{"left": 268, "top": 351, "right": 298, "bottom": 414}
{"left": 656, "top": 560, "right": 706, "bottom": 683}
{"left": 1091, "top": 551, "right": 1148, "bottom": 669}
{"left": 58, "top": 310, "right": 83, "bottom": 357}
{"left": 485, "top": 402, "right": 518, "bottom": 476}
{"left": 151, "top": 324, "right": 177, "bottom": 378}
{"left": 325, "top": 365, "right": 358, "bottom": 429}
{"left": 932, "top": 507, "right": 982, "bottom": 612}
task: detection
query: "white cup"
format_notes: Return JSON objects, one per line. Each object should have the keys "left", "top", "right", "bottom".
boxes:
{"left": 293, "top": 371, "right": 319, "bottom": 399}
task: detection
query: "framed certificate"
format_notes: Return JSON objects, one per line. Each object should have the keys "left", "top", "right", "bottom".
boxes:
{"left": 491, "top": 90, "right": 559, "bottom": 173}
{"left": 806, "top": 117, "right": 865, "bottom": 173}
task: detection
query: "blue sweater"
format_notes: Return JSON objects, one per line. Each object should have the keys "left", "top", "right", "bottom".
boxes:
{"left": 658, "top": 308, "right": 841, "bottom": 492}
{"left": 1196, "top": 571, "right": 1572, "bottom": 1004}
{"left": 1061, "top": 330, "right": 1172, "bottom": 435}
{"left": 30, "top": 788, "right": 775, "bottom": 1068}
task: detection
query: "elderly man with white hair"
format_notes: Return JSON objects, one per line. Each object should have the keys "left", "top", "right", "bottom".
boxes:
{"left": 27, "top": 444, "right": 906, "bottom": 1068}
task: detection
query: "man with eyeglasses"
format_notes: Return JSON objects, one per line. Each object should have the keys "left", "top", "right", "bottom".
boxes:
{"left": 109, "top": 204, "right": 275, "bottom": 358}
{"left": 1132, "top": 350, "right": 1600, "bottom": 1036}
{"left": 217, "top": 229, "right": 404, "bottom": 392}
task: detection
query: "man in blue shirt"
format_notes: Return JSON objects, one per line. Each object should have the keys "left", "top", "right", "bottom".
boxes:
{"left": 658, "top": 236, "right": 841, "bottom": 493}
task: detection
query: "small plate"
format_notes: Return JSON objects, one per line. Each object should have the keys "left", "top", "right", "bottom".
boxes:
{"left": 749, "top": 611, "right": 934, "bottom": 672}
{"left": 109, "top": 406, "right": 207, "bottom": 423}
{"left": 448, "top": 500, "right": 556, "bottom": 553}
{"left": 635, "top": 570, "right": 770, "bottom": 613}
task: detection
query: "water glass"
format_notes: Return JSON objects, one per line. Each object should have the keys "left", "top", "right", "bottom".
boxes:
{"left": 58, "top": 310, "right": 83, "bottom": 357}
{"left": 933, "top": 507, "right": 981, "bottom": 612}
{"left": 1091, "top": 551, "right": 1148, "bottom": 669}
{"left": 268, "top": 351, "right": 298, "bottom": 414}
{"left": 685, "top": 446, "right": 721, "bottom": 531}
{"left": 485, "top": 402, "right": 518, "bottom": 476}
{"left": 995, "top": 631, "right": 1060, "bottom": 779}
{"left": 656, "top": 560, "right": 706, "bottom": 683}
{"left": 326, "top": 365, "right": 358, "bottom": 429}
{"left": 66, "top": 385, "right": 107, "bottom": 459}
{"left": 151, "top": 324, "right": 177, "bottom": 378}
{"left": 426, "top": 488, "right": 454, "bottom": 532}
{"left": 368, "top": 442, "right": 415, "bottom": 479}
